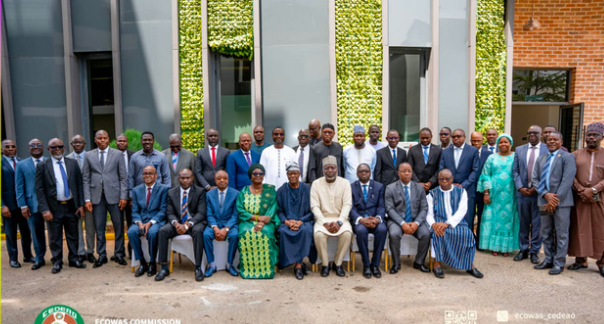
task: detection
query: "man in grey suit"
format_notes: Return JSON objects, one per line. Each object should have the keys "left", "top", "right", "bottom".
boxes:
{"left": 163, "top": 133, "right": 196, "bottom": 188}
{"left": 385, "top": 163, "right": 430, "bottom": 274}
{"left": 531, "top": 131, "right": 576, "bottom": 275}
{"left": 66, "top": 134, "right": 96, "bottom": 264}
{"left": 195, "top": 129, "right": 230, "bottom": 191}
{"left": 82, "top": 130, "right": 129, "bottom": 268}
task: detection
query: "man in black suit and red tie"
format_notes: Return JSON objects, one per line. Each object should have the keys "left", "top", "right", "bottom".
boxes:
{"left": 374, "top": 129, "right": 407, "bottom": 187}
{"left": 195, "top": 128, "right": 230, "bottom": 192}
{"left": 407, "top": 127, "right": 442, "bottom": 193}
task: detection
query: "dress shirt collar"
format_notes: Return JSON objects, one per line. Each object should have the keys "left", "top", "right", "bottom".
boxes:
{"left": 98, "top": 147, "right": 108, "bottom": 154}
{"left": 529, "top": 143, "right": 540, "bottom": 149}
{"left": 548, "top": 149, "right": 560, "bottom": 157}
{"left": 359, "top": 180, "right": 370, "bottom": 186}
{"left": 422, "top": 144, "right": 430, "bottom": 149}
{"left": 51, "top": 156, "right": 64, "bottom": 163}
{"left": 146, "top": 183, "right": 156, "bottom": 191}
{"left": 209, "top": 144, "right": 220, "bottom": 149}
{"left": 240, "top": 148, "right": 250, "bottom": 154}
{"left": 218, "top": 187, "right": 228, "bottom": 195}
{"left": 142, "top": 149, "right": 157, "bottom": 157}
{"left": 180, "top": 186, "right": 190, "bottom": 196}
{"left": 454, "top": 144, "right": 465, "bottom": 150}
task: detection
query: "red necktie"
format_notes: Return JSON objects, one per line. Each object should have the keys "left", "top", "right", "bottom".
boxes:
{"left": 146, "top": 187, "right": 152, "bottom": 207}
{"left": 12, "top": 158, "right": 16, "bottom": 170}
{"left": 211, "top": 147, "right": 216, "bottom": 167}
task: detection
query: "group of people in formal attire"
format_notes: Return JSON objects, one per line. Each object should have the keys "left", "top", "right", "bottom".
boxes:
{"left": 2, "top": 119, "right": 603, "bottom": 282}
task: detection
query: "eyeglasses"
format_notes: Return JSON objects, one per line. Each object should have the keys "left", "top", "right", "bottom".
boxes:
{"left": 526, "top": 131, "right": 540, "bottom": 135}
{"left": 142, "top": 172, "right": 155, "bottom": 176}
{"left": 357, "top": 170, "right": 370, "bottom": 173}
{"left": 29, "top": 144, "right": 43, "bottom": 148}
{"left": 273, "top": 133, "right": 285, "bottom": 136}
{"left": 252, "top": 172, "right": 264, "bottom": 176}
{"left": 169, "top": 145, "right": 181, "bottom": 148}
{"left": 4, "top": 145, "right": 16, "bottom": 148}
{"left": 49, "top": 145, "right": 65, "bottom": 150}
{"left": 438, "top": 177, "right": 453, "bottom": 181}
{"left": 451, "top": 135, "right": 463, "bottom": 139}
{"left": 439, "top": 133, "right": 450, "bottom": 136}
{"left": 299, "top": 135, "right": 309, "bottom": 138}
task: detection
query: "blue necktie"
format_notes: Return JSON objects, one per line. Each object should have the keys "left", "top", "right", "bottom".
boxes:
{"left": 423, "top": 146, "right": 429, "bottom": 164}
{"left": 219, "top": 191, "right": 225, "bottom": 210}
{"left": 490, "top": 147, "right": 495, "bottom": 153}
{"left": 454, "top": 147, "right": 462, "bottom": 168}
{"left": 362, "top": 184, "right": 368, "bottom": 202}
{"left": 538, "top": 153, "right": 554, "bottom": 192}
{"left": 403, "top": 185, "right": 412, "bottom": 223}
{"left": 57, "top": 160, "right": 70, "bottom": 198}
{"left": 181, "top": 190, "right": 188, "bottom": 223}
{"left": 392, "top": 149, "right": 397, "bottom": 167}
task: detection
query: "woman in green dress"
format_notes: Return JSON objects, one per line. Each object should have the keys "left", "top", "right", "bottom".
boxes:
{"left": 236, "top": 163, "right": 280, "bottom": 279}
{"left": 477, "top": 134, "right": 520, "bottom": 256}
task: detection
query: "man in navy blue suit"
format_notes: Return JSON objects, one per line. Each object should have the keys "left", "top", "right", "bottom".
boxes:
{"left": 470, "top": 131, "right": 492, "bottom": 247}
{"left": 15, "top": 138, "right": 47, "bottom": 270}
{"left": 439, "top": 129, "right": 480, "bottom": 229}
{"left": 483, "top": 129, "right": 499, "bottom": 153}
{"left": 350, "top": 164, "right": 386, "bottom": 279}
{"left": 226, "top": 133, "right": 260, "bottom": 191}
{"left": 203, "top": 170, "right": 240, "bottom": 277}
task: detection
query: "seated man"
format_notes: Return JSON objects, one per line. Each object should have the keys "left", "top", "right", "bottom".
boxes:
{"left": 311, "top": 156, "right": 353, "bottom": 277}
{"left": 155, "top": 168, "right": 207, "bottom": 281}
{"left": 385, "top": 163, "right": 430, "bottom": 274}
{"left": 350, "top": 163, "right": 386, "bottom": 279}
{"left": 427, "top": 169, "right": 483, "bottom": 279}
{"left": 203, "top": 170, "right": 239, "bottom": 277}
{"left": 127, "top": 166, "right": 169, "bottom": 278}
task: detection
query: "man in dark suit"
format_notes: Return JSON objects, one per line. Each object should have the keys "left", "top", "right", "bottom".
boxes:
{"left": 226, "top": 133, "right": 260, "bottom": 191}
{"left": 127, "top": 165, "right": 170, "bottom": 278}
{"left": 513, "top": 125, "right": 547, "bottom": 264}
{"left": 204, "top": 170, "right": 240, "bottom": 277}
{"left": 2, "top": 139, "right": 33, "bottom": 268}
{"left": 532, "top": 131, "right": 576, "bottom": 275}
{"left": 374, "top": 129, "right": 407, "bottom": 187}
{"left": 82, "top": 130, "right": 129, "bottom": 267}
{"left": 292, "top": 129, "right": 314, "bottom": 185}
{"left": 385, "top": 163, "right": 430, "bottom": 274}
{"left": 155, "top": 168, "right": 207, "bottom": 281}
{"left": 470, "top": 131, "right": 492, "bottom": 247}
{"left": 195, "top": 128, "right": 230, "bottom": 191}
{"left": 407, "top": 127, "right": 442, "bottom": 192}
{"left": 35, "top": 138, "right": 87, "bottom": 274}
{"left": 163, "top": 133, "right": 196, "bottom": 188}
{"left": 15, "top": 138, "right": 47, "bottom": 270}
{"left": 439, "top": 129, "right": 480, "bottom": 228}
{"left": 308, "top": 119, "right": 322, "bottom": 146}
{"left": 116, "top": 134, "right": 135, "bottom": 258}
{"left": 483, "top": 129, "right": 499, "bottom": 153}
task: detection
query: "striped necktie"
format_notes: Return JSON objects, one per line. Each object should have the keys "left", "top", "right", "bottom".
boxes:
{"left": 423, "top": 146, "right": 429, "bottom": 164}
{"left": 538, "top": 153, "right": 554, "bottom": 192}
{"left": 172, "top": 153, "right": 178, "bottom": 170}
{"left": 181, "top": 190, "right": 188, "bottom": 223}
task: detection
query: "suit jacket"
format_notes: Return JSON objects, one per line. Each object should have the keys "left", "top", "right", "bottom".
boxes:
{"left": 35, "top": 157, "right": 84, "bottom": 214}
{"left": 82, "top": 147, "right": 128, "bottom": 205}
{"left": 206, "top": 187, "right": 239, "bottom": 229}
{"left": 349, "top": 180, "right": 385, "bottom": 224}
{"left": 226, "top": 150, "right": 260, "bottom": 191}
{"left": 66, "top": 151, "right": 86, "bottom": 170}
{"left": 292, "top": 145, "right": 315, "bottom": 183}
{"left": 385, "top": 180, "right": 428, "bottom": 226}
{"left": 407, "top": 143, "right": 442, "bottom": 188}
{"left": 477, "top": 147, "right": 493, "bottom": 176}
{"left": 374, "top": 146, "right": 407, "bottom": 187}
{"left": 131, "top": 183, "right": 169, "bottom": 225}
{"left": 439, "top": 145, "right": 480, "bottom": 198}
{"left": 512, "top": 143, "right": 548, "bottom": 197}
{"left": 194, "top": 146, "right": 230, "bottom": 188}
{"left": 162, "top": 148, "right": 196, "bottom": 188}
{"left": 1, "top": 156, "right": 21, "bottom": 210}
{"left": 15, "top": 157, "right": 42, "bottom": 213}
{"left": 167, "top": 185, "right": 207, "bottom": 225}
{"left": 531, "top": 150, "right": 576, "bottom": 207}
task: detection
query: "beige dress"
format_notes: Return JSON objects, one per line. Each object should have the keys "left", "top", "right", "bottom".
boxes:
{"left": 310, "top": 176, "right": 353, "bottom": 236}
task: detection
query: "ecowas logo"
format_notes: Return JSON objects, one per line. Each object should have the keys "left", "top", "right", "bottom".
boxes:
{"left": 35, "top": 304, "right": 85, "bottom": 324}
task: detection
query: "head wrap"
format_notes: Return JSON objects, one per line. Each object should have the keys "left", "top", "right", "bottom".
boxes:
{"left": 353, "top": 125, "right": 365, "bottom": 134}
{"left": 248, "top": 163, "right": 265, "bottom": 179}
{"left": 496, "top": 133, "right": 513, "bottom": 147}
{"left": 322, "top": 155, "right": 337, "bottom": 168}
{"left": 285, "top": 161, "right": 300, "bottom": 172}
{"left": 586, "top": 122, "right": 604, "bottom": 136}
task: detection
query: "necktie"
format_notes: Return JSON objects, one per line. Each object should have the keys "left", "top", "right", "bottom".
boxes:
{"left": 454, "top": 147, "right": 461, "bottom": 169}
{"left": 527, "top": 146, "right": 536, "bottom": 186}
{"left": 77, "top": 154, "right": 82, "bottom": 168}
{"left": 403, "top": 185, "right": 412, "bottom": 223}
{"left": 172, "top": 153, "right": 178, "bottom": 170}
{"left": 12, "top": 158, "right": 16, "bottom": 170}
{"left": 57, "top": 160, "right": 70, "bottom": 199}
{"left": 298, "top": 148, "right": 304, "bottom": 180}
{"left": 35, "top": 159, "right": 41, "bottom": 167}
{"left": 219, "top": 191, "right": 225, "bottom": 209}
{"left": 123, "top": 152, "right": 128, "bottom": 173}
{"left": 490, "top": 147, "right": 495, "bottom": 153}
{"left": 146, "top": 187, "right": 152, "bottom": 207}
{"left": 211, "top": 147, "right": 216, "bottom": 168}
{"left": 538, "top": 153, "right": 554, "bottom": 193}
{"left": 392, "top": 149, "right": 397, "bottom": 167}
{"left": 244, "top": 152, "right": 251, "bottom": 166}
{"left": 181, "top": 190, "right": 188, "bottom": 223}
{"left": 423, "top": 146, "right": 429, "bottom": 164}
{"left": 100, "top": 150, "right": 105, "bottom": 170}
{"left": 362, "top": 184, "right": 368, "bottom": 202}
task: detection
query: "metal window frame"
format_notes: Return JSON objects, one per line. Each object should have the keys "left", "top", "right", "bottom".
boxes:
{"left": 511, "top": 68, "right": 573, "bottom": 105}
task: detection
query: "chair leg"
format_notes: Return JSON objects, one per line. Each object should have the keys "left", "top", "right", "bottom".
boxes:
{"left": 383, "top": 249, "right": 389, "bottom": 272}
{"left": 351, "top": 251, "right": 355, "bottom": 272}
{"left": 429, "top": 248, "right": 433, "bottom": 271}
{"left": 178, "top": 253, "right": 182, "bottom": 264}
{"left": 131, "top": 267, "right": 134, "bottom": 273}
{"left": 169, "top": 250, "right": 174, "bottom": 273}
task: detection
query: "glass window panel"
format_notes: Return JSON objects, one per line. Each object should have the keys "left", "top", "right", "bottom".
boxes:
{"left": 87, "top": 59, "right": 116, "bottom": 143}
{"left": 219, "top": 55, "right": 252, "bottom": 149}
{"left": 512, "top": 69, "right": 570, "bottom": 102}
{"left": 390, "top": 53, "right": 421, "bottom": 142}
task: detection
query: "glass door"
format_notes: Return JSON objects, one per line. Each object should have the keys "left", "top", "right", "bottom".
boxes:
{"left": 559, "top": 103, "right": 583, "bottom": 152}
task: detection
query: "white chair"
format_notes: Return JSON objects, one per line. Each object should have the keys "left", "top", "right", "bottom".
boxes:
{"left": 312, "top": 236, "right": 352, "bottom": 272}
{"left": 210, "top": 240, "right": 240, "bottom": 270}
{"left": 387, "top": 234, "right": 433, "bottom": 270}
{"left": 349, "top": 233, "right": 389, "bottom": 272}
{"left": 169, "top": 235, "right": 205, "bottom": 273}
{"left": 130, "top": 237, "right": 161, "bottom": 272}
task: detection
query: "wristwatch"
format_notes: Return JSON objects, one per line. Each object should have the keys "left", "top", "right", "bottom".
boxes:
{"left": 225, "top": 227, "right": 230, "bottom": 232}
{"left": 592, "top": 187, "right": 598, "bottom": 195}
{"left": 337, "top": 220, "right": 343, "bottom": 226}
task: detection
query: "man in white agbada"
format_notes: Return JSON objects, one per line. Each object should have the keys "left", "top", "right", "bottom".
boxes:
{"left": 343, "top": 125, "right": 376, "bottom": 183}
{"left": 259, "top": 126, "right": 296, "bottom": 190}
{"left": 311, "top": 155, "right": 353, "bottom": 277}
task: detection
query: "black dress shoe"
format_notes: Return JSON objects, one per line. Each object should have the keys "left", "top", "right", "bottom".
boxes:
{"left": 467, "top": 268, "right": 484, "bottom": 278}
{"left": 530, "top": 253, "right": 540, "bottom": 264}
{"left": 549, "top": 266, "right": 563, "bottom": 275}
{"left": 332, "top": 263, "right": 345, "bottom": 277}
{"left": 147, "top": 263, "right": 157, "bottom": 277}
{"left": 567, "top": 262, "right": 588, "bottom": 271}
{"left": 598, "top": 265, "right": 604, "bottom": 278}
{"left": 413, "top": 263, "right": 430, "bottom": 273}
{"left": 534, "top": 262, "right": 553, "bottom": 270}
{"left": 31, "top": 261, "right": 45, "bottom": 270}
{"left": 370, "top": 265, "right": 382, "bottom": 278}
{"left": 23, "top": 257, "right": 36, "bottom": 263}
{"left": 433, "top": 267, "right": 445, "bottom": 279}
{"left": 51, "top": 262, "right": 62, "bottom": 274}
{"left": 294, "top": 267, "right": 304, "bottom": 280}
{"left": 134, "top": 265, "right": 148, "bottom": 277}
{"left": 362, "top": 266, "right": 372, "bottom": 279}
{"left": 87, "top": 254, "right": 97, "bottom": 263}
{"left": 513, "top": 250, "right": 528, "bottom": 261}
{"left": 154, "top": 269, "right": 170, "bottom": 281}
{"left": 93, "top": 256, "right": 108, "bottom": 268}
{"left": 68, "top": 260, "right": 87, "bottom": 268}
{"left": 195, "top": 267, "right": 204, "bottom": 281}
{"left": 114, "top": 256, "right": 127, "bottom": 266}
{"left": 9, "top": 260, "right": 21, "bottom": 268}
{"left": 389, "top": 264, "right": 400, "bottom": 274}
{"left": 301, "top": 263, "right": 310, "bottom": 276}
{"left": 78, "top": 255, "right": 86, "bottom": 263}
{"left": 320, "top": 266, "right": 330, "bottom": 277}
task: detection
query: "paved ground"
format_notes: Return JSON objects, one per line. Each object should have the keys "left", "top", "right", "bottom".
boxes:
{"left": 1, "top": 239, "right": 602, "bottom": 324}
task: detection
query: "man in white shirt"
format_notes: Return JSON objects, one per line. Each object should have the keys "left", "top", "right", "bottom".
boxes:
{"left": 343, "top": 125, "right": 376, "bottom": 183}
{"left": 259, "top": 126, "right": 296, "bottom": 190}
{"left": 365, "top": 125, "right": 386, "bottom": 151}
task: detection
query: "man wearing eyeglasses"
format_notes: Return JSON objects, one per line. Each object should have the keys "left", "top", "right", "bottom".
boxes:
{"left": 15, "top": 139, "right": 47, "bottom": 270}
{"left": 439, "top": 127, "right": 452, "bottom": 149}
{"left": 259, "top": 126, "right": 296, "bottom": 190}
{"left": 292, "top": 129, "right": 314, "bottom": 185}
{"left": 162, "top": 133, "right": 195, "bottom": 188}
{"left": 194, "top": 129, "right": 230, "bottom": 192}
{"left": 35, "top": 138, "right": 86, "bottom": 274}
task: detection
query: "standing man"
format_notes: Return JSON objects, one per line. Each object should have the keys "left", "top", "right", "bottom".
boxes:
{"left": 67, "top": 134, "right": 95, "bottom": 264}
{"left": 366, "top": 125, "right": 386, "bottom": 151}
{"left": 439, "top": 127, "right": 452, "bottom": 149}
{"left": 343, "top": 126, "right": 376, "bottom": 183}
{"left": 568, "top": 122, "right": 604, "bottom": 276}
{"left": 128, "top": 131, "right": 171, "bottom": 195}
{"left": 251, "top": 126, "right": 271, "bottom": 154}
{"left": 226, "top": 133, "right": 260, "bottom": 191}
{"left": 470, "top": 131, "right": 493, "bottom": 246}
{"left": 162, "top": 133, "right": 195, "bottom": 188}
{"left": 532, "top": 132, "right": 576, "bottom": 275}
{"left": 407, "top": 127, "right": 442, "bottom": 192}
{"left": 195, "top": 128, "right": 230, "bottom": 192}
{"left": 484, "top": 129, "right": 499, "bottom": 153}
{"left": 36, "top": 138, "right": 87, "bottom": 273}
{"left": 512, "top": 125, "right": 547, "bottom": 263}
{"left": 2, "top": 140, "right": 34, "bottom": 268}
{"left": 259, "top": 126, "right": 297, "bottom": 190}
{"left": 439, "top": 129, "right": 480, "bottom": 228}
{"left": 116, "top": 134, "right": 135, "bottom": 258}
{"left": 82, "top": 130, "right": 128, "bottom": 267}
{"left": 308, "top": 119, "right": 322, "bottom": 146}
{"left": 292, "top": 129, "right": 314, "bottom": 184}
{"left": 375, "top": 130, "right": 407, "bottom": 187}
{"left": 15, "top": 139, "right": 47, "bottom": 269}
{"left": 385, "top": 163, "right": 430, "bottom": 274}
{"left": 350, "top": 164, "right": 386, "bottom": 278}
{"left": 310, "top": 123, "right": 345, "bottom": 182}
